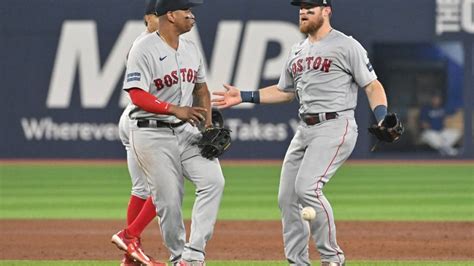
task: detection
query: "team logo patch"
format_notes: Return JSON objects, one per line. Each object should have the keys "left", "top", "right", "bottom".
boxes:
{"left": 126, "top": 72, "right": 141, "bottom": 82}
{"left": 366, "top": 62, "right": 374, "bottom": 72}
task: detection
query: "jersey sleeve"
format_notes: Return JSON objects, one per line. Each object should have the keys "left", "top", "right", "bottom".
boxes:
{"left": 194, "top": 42, "right": 206, "bottom": 84}
{"left": 123, "top": 44, "right": 152, "bottom": 92}
{"left": 346, "top": 38, "right": 377, "bottom": 88}
{"left": 277, "top": 52, "right": 295, "bottom": 92}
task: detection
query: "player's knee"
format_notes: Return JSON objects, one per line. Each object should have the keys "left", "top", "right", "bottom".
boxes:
{"left": 131, "top": 186, "right": 150, "bottom": 199}
{"left": 295, "top": 186, "right": 307, "bottom": 200}
{"left": 278, "top": 191, "right": 292, "bottom": 209}
{"left": 131, "top": 189, "right": 149, "bottom": 199}
{"left": 131, "top": 192, "right": 148, "bottom": 199}
{"left": 194, "top": 174, "right": 225, "bottom": 196}
{"left": 157, "top": 202, "right": 182, "bottom": 218}
{"left": 209, "top": 174, "right": 225, "bottom": 192}
{"left": 295, "top": 183, "right": 322, "bottom": 200}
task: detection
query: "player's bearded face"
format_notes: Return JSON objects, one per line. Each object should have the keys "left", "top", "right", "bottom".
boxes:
{"left": 299, "top": 6, "right": 324, "bottom": 34}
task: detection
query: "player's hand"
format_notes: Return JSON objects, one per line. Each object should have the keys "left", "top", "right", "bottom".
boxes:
{"left": 169, "top": 105, "right": 207, "bottom": 126}
{"left": 212, "top": 84, "right": 242, "bottom": 109}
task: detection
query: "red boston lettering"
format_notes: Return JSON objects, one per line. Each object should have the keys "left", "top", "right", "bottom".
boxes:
{"left": 153, "top": 68, "right": 198, "bottom": 90}
{"left": 154, "top": 78, "right": 164, "bottom": 90}
{"left": 186, "top": 69, "right": 194, "bottom": 82}
{"left": 296, "top": 59, "right": 303, "bottom": 72}
{"left": 313, "top": 57, "right": 322, "bottom": 70}
{"left": 180, "top": 68, "right": 187, "bottom": 80}
{"left": 164, "top": 75, "right": 172, "bottom": 87}
{"left": 321, "top": 59, "right": 332, "bottom": 72}
{"left": 171, "top": 70, "right": 179, "bottom": 85}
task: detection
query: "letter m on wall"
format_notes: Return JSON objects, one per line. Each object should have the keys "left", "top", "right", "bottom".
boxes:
{"left": 47, "top": 21, "right": 143, "bottom": 108}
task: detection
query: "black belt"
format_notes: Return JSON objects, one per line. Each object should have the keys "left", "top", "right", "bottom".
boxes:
{"left": 302, "top": 112, "right": 338, "bottom": 125}
{"left": 137, "top": 120, "right": 186, "bottom": 128}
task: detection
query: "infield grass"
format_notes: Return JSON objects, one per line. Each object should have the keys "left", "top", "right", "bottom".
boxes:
{"left": 0, "top": 162, "right": 473, "bottom": 221}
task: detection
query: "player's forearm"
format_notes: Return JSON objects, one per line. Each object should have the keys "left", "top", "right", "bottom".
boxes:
{"left": 364, "top": 80, "right": 388, "bottom": 110}
{"left": 241, "top": 85, "right": 294, "bottom": 104}
{"left": 193, "top": 83, "right": 212, "bottom": 125}
{"left": 259, "top": 85, "right": 295, "bottom": 104}
{"left": 128, "top": 88, "right": 171, "bottom": 114}
{"left": 364, "top": 80, "right": 388, "bottom": 123}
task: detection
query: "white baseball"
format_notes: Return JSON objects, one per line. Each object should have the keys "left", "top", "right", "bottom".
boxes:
{"left": 301, "top": 206, "right": 316, "bottom": 221}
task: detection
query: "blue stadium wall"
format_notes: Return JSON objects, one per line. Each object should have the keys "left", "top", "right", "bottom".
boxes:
{"left": 1, "top": 0, "right": 472, "bottom": 159}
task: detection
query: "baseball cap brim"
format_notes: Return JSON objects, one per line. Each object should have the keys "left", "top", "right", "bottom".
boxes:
{"left": 155, "top": 0, "right": 203, "bottom": 16}
{"left": 290, "top": 0, "right": 331, "bottom": 7}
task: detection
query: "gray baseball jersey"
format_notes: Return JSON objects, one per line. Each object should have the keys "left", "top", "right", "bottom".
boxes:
{"left": 124, "top": 33, "right": 206, "bottom": 122}
{"left": 276, "top": 30, "right": 376, "bottom": 265}
{"left": 123, "top": 32, "right": 224, "bottom": 263}
{"left": 278, "top": 29, "right": 377, "bottom": 115}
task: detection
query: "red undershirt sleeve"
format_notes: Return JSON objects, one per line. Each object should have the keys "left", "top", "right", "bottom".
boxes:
{"left": 127, "top": 88, "right": 172, "bottom": 115}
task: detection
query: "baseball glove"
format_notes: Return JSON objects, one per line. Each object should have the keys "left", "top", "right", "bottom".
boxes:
{"left": 368, "top": 112, "right": 404, "bottom": 143}
{"left": 198, "top": 127, "right": 232, "bottom": 159}
{"left": 211, "top": 108, "right": 224, "bottom": 128}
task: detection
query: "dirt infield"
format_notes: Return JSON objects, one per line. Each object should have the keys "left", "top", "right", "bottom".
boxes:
{"left": 1, "top": 220, "right": 473, "bottom": 262}
{"left": 1, "top": 159, "right": 474, "bottom": 166}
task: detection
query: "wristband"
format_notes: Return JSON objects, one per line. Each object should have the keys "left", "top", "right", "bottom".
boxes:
{"left": 373, "top": 105, "right": 387, "bottom": 123}
{"left": 240, "top": 91, "right": 260, "bottom": 104}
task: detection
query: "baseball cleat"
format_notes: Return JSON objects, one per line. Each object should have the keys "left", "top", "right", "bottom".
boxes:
{"left": 121, "top": 253, "right": 143, "bottom": 266}
{"left": 174, "top": 259, "right": 205, "bottom": 266}
{"left": 321, "top": 262, "right": 345, "bottom": 266}
{"left": 111, "top": 230, "right": 167, "bottom": 266}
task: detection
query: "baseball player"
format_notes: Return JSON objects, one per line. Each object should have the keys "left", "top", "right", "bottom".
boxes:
{"left": 119, "top": 0, "right": 225, "bottom": 265}
{"left": 112, "top": 1, "right": 166, "bottom": 266}
{"left": 213, "top": 0, "right": 391, "bottom": 265}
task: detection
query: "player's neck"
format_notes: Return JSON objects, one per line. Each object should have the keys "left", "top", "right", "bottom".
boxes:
{"left": 308, "top": 24, "right": 332, "bottom": 43}
{"left": 158, "top": 26, "right": 180, "bottom": 50}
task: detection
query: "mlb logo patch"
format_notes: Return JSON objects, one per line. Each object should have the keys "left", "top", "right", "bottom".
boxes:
{"left": 366, "top": 62, "right": 373, "bottom": 72}
{"left": 127, "top": 72, "right": 141, "bottom": 82}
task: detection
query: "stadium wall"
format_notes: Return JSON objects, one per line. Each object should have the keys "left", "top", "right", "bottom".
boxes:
{"left": 1, "top": 0, "right": 472, "bottom": 159}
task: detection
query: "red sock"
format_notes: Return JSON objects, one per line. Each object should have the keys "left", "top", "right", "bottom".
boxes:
{"left": 127, "top": 197, "right": 157, "bottom": 237}
{"left": 127, "top": 195, "right": 147, "bottom": 225}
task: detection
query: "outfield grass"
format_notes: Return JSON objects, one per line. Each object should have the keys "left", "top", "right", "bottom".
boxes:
{"left": 0, "top": 163, "right": 472, "bottom": 221}
{"left": 0, "top": 261, "right": 472, "bottom": 266}
{"left": 0, "top": 162, "right": 473, "bottom": 265}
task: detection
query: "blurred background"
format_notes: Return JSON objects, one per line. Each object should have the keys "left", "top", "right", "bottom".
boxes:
{"left": 1, "top": 0, "right": 473, "bottom": 160}
{"left": 1, "top": 1, "right": 473, "bottom": 264}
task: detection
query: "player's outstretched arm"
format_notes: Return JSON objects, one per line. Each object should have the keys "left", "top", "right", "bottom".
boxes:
{"left": 212, "top": 84, "right": 242, "bottom": 109}
{"left": 260, "top": 85, "right": 295, "bottom": 104}
{"left": 364, "top": 79, "right": 388, "bottom": 124}
{"left": 364, "top": 80, "right": 387, "bottom": 110}
{"left": 212, "top": 84, "right": 295, "bottom": 109}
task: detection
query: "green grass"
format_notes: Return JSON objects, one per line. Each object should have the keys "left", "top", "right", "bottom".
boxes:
{"left": 0, "top": 261, "right": 472, "bottom": 266}
{"left": 0, "top": 163, "right": 473, "bottom": 220}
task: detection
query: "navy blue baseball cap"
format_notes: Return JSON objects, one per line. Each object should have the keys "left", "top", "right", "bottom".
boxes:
{"left": 291, "top": 0, "right": 332, "bottom": 7}
{"left": 145, "top": 0, "right": 157, "bottom": 14}
{"left": 155, "top": 0, "right": 203, "bottom": 16}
